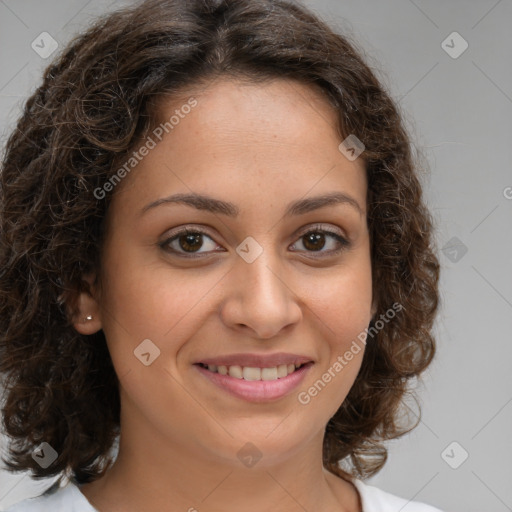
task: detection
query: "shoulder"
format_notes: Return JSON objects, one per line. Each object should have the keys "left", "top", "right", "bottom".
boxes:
{"left": 3, "top": 480, "right": 97, "bottom": 512}
{"left": 353, "top": 479, "right": 444, "bottom": 512}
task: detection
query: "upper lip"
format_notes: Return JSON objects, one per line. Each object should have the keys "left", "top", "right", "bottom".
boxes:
{"left": 196, "top": 352, "right": 314, "bottom": 368}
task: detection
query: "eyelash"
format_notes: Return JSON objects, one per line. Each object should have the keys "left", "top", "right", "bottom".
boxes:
{"left": 159, "top": 224, "right": 350, "bottom": 259}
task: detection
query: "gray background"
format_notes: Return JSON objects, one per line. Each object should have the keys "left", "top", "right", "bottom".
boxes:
{"left": 0, "top": 1, "right": 511, "bottom": 511}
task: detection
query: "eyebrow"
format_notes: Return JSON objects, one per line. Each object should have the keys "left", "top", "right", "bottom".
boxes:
{"left": 139, "top": 191, "right": 363, "bottom": 218}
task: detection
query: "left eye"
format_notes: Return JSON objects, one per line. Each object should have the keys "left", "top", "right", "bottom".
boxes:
{"left": 290, "top": 229, "right": 349, "bottom": 255}
{"left": 160, "top": 226, "right": 349, "bottom": 258}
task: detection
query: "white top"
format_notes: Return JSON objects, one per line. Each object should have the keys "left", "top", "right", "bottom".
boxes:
{"left": 4, "top": 478, "right": 444, "bottom": 512}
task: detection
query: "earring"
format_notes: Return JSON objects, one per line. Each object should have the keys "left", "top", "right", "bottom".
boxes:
{"left": 83, "top": 314, "right": 93, "bottom": 322}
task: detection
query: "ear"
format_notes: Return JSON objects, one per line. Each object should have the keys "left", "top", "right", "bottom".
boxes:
{"left": 71, "top": 272, "right": 103, "bottom": 335}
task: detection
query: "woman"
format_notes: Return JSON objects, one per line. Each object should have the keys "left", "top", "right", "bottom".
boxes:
{"left": 0, "top": 0, "right": 442, "bottom": 510}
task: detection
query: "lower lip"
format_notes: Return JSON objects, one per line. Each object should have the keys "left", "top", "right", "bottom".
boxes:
{"left": 195, "top": 363, "right": 313, "bottom": 403}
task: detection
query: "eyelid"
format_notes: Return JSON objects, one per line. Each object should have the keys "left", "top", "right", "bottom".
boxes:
{"left": 159, "top": 225, "right": 222, "bottom": 258}
{"left": 289, "top": 223, "right": 350, "bottom": 257}
{"left": 294, "top": 222, "right": 347, "bottom": 240}
{"left": 159, "top": 222, "right": 350, "bottom": 258}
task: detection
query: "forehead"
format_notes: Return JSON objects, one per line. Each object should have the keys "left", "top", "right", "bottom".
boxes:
{"left": 147, "top": 76, "right": 343, "bottom": 154}
{"left": 108, "top": 77, "right": 367, "bottom": 217}
{"left": 153, "top": 75, "right": 337, "bottom": 124}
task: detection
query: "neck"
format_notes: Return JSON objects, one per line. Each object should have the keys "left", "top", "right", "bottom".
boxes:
{"left": 79, "top": 402, "right": 360, "bottom": 512}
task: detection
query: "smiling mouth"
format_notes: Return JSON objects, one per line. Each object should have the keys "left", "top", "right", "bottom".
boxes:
{"left": 196, "top": 362, "right": 307, "bottom": 381}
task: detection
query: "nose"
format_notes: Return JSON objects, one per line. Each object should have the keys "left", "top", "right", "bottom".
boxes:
{"left": 219, "top": 249, "right": 303, "bottom": 339}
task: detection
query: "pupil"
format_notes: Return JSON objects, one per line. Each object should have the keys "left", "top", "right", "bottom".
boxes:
{"left": 304, "top": 232, "right": 325, "bottom": 251}
{"left": 180, "top": 233, "right": 202, "bottom": 252}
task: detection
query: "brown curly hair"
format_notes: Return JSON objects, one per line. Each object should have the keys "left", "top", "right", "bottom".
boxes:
{"left": 0, "top": 0, "right": 439, "bottom": 486}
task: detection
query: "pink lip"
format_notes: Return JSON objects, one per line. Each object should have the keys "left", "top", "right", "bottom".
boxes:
{"left": 196, "top": 352, "right": 313, "bottom": 368}
{"left": 194, "top": 361, "right": 313, "bottom": 403}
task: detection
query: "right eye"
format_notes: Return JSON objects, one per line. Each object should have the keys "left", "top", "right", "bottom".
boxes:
{"left": 159, "top": 227, "right": 224, "bottom": 258}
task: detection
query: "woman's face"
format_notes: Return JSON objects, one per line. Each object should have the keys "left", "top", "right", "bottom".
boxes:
{"left": 82, "top": 77, "right": 375, "bottom": 467}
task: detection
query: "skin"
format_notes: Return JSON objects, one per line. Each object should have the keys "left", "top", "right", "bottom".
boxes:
{"left": 75, "top": 76, "right": 376, "bottom": 512}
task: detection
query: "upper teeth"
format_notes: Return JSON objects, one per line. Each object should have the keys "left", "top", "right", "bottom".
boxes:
{"left": 205, "top": 363, "right": 301, "bottom": 381}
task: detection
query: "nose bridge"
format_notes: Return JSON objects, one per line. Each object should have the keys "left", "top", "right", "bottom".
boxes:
{"left": 242, "top": 249, "right": 286, "bottom": 302}
{"left": 222, "top": 239, "right": 302, "bottom": 338}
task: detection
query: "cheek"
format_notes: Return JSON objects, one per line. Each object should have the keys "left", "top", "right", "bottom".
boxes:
{"left": 301, "top": 257, "right": 372, "bottom": 404}
{"left": 309, "top": 261, "right": 373, "bottom": 343}
{"left": 98, "top": 252, "right": 223, "bottom": 371}
{"left": 296, "top": 269, "right": 371, "bottom": 420}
